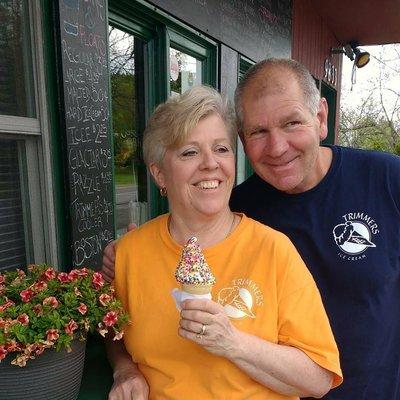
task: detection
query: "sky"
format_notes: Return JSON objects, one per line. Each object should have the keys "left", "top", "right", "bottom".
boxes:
{"left": 340, "top": 44, "right": 400, "bottom": 113}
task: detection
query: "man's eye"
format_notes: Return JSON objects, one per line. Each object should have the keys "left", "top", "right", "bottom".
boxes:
{"left": 287, "top": 120, "right": 301, "bottom": 127}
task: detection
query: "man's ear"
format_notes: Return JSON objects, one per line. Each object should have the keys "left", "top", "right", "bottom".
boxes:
{"left": 149, "top": 162, "right": 165, "bottom": 189}
{"left": 317, "top": 97, "right": 329, "bottom": 141}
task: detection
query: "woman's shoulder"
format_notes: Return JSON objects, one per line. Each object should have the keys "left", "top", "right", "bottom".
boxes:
{"left": 117, "top": 214, "right": 168, "bottom": 252}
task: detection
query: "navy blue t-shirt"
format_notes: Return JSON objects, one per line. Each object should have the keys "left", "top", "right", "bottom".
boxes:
{"left": 230, "top": 146, "right": 400, "bottom": 399}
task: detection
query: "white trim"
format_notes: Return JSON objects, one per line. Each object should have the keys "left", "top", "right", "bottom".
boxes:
{"left": 31, "top": 1, "right": 59, "bottom": 267}
{"left": 0, "top": 115, "right": 41, "bottom": 135}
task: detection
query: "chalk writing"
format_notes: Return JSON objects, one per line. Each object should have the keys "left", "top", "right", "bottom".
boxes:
{"left": 59, "top": 0, "right": 114, "bottom": 269}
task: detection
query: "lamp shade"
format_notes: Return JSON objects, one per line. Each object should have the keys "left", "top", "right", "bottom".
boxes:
{"left": 354, "top": 47, "right": 370, "bottom": 68}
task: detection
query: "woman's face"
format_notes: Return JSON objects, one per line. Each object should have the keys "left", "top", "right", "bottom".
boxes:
{"left": 150, "top": 113, "right": 235, "bottom": 220}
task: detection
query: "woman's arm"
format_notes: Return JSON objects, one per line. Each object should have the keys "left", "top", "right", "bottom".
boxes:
{"left": 179, "top": 299, "right": 333, "bottom": 398}
{"left": 105, "top": 338, "right": 149, "bottom": 400}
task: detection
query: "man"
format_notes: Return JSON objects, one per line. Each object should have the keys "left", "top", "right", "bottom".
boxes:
{"left": 103, "top": 59, "right": 400, "bottom": 399}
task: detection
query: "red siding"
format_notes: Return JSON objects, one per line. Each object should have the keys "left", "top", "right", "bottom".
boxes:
{"left": 292, "top": 0, "right": 342, "bottom": 141}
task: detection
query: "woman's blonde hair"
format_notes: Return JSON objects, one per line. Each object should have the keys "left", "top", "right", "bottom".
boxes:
{"left": 143, "top": 85, "right": 236, "bottom": 166}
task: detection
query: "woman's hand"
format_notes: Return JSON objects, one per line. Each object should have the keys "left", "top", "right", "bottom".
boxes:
{"left": 108, "top": 367, "right": 149, "bottom": 400}
{"left": 178, "top": 299, "right": 239, "bottom": 357}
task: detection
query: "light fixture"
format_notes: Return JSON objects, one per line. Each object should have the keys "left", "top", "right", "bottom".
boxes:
{"left": 353, "top": 47, "right": 370, "bottom": 68}
{"left": 330, "top": 42, "right": 370, "bottom": 68}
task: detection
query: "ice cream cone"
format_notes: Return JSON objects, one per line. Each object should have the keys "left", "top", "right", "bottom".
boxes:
{"left": 181, "top": 283, "right": 213, "bottom": 295}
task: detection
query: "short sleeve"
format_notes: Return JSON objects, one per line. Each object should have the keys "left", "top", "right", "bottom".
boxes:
{"left": 277, "top": 247, "right": 343, "bottom": 388}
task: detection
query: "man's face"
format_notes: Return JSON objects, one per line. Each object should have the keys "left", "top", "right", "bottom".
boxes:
{"left": 240, "top": 70, "right": 328, "bottom": 194}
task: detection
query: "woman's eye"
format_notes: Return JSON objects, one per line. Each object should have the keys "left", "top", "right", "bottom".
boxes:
{"left": 215, "top": 146, "right": 229, "bottom": 153}
{"left": 181, "top": 149, "right": 197, "bottom": 157}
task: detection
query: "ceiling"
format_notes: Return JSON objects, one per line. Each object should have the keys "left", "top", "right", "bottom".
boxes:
{"left": 311, "top": 0, "right": 400, "bottom": 46}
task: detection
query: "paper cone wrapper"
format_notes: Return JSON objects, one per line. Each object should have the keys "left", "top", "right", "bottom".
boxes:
{"left": 181, "top": 283, "right": 213, "bottom": 295}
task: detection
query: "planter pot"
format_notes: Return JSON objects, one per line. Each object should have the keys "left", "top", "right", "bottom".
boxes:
{"left": 0, "top": 339, "right": 86, "bottom": 400}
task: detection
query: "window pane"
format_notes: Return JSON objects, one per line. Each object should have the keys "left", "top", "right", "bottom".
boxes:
{"left": 0, "top": 0, "right": 35, "bottom": 117}
{"left": 109, "top": 26, "right": 148, "bottom": 237}
{"left": 170, "top": 48, "right": 202, "bottom": 96}
{"left": 0, "top": 139, "right": 27, "bottom": 271}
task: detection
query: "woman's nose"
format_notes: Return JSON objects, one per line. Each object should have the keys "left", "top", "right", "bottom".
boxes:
{"left": 200, "top": 150, "right": 219, "bottom": 169}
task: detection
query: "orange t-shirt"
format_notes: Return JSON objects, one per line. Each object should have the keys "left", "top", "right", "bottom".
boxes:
{"left": 115, "top": 214, "right": 342, "bottom": 399}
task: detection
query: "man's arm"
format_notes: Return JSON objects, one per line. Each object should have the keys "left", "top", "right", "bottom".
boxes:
{"left": 102, "top": 223, "right": 136, "bottom": 282}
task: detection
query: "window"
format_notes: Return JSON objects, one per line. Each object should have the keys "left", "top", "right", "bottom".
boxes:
{"left": 109, "top": 1, "right": 217, "bottom": 234}
{"left": 0, "top": 1, "right": 53, "bottom": 270}
{"left": 236, "top": 55, "right": 254, "bottom": 184}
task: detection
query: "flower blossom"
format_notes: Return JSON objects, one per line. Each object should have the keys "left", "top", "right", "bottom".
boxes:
{"left": 46, "top": 329, "right": 59, "bottom": 342}
{"left": 103, "top": 311, "right": 118, "bottom": 327}
{"left": 0, "top": 299, "right": 14, "bottom": 312}
{"left": 77, "top": 303, "right": 87, "bottom": 315}
{"left": 11, "top": 354, "right": 28, "bottom": 367}
{"left": 34, "top": 281, "right": 47, "bottom": 292}
{"left": 6, "top": 340, "right": 20, "bottom": 352}
{"left": 17, "top": 314, "right": 29, "bottom": 325}
{"left": 99, "top": 293, "right": 111, "bottom": 306}
{"left": 74, "top": 287, "right": 82, "bottom": 297}
{"left": 33, "top": 304, "right": 43, "bottom": 316}
{"left": 92, "top": 272, "right": 104, "bottom": 289}
{"left": 0, "top": 274, "right": 4, "bottom": 284}
{"left": 43, "top": 296, "right": 59, "bottom": 308}
{"left": 20, "top": 289, "right": 34, "bottom": 303}
{"left": 57, "top": 272, "right": 70, "bottom": 283}
{"left": 113, "top": 331, "right": 124, "bottom": 341}
{"left": 0, "top": 345, "right": 8, "bottom": 361}
{"left": 68, "top": 269, "right": 79, "bottom": 281}
{"left": 65, "top": 319, "right": 78, "bottom": 335}
{"left": 43, "top": 267, "right": 56, "bottom": 281}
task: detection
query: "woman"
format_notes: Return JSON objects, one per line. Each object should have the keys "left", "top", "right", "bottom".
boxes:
{"left": 106, "top": 86, "right": 342, "bottom": 399}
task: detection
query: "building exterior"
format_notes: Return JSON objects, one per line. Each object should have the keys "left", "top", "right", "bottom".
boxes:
{"left": 0, "top": 0, "right": 399, "bottom": 272}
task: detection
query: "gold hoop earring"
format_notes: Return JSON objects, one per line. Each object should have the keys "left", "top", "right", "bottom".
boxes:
{"left": 160, "top": 187, "right": 167, "bottom": 197}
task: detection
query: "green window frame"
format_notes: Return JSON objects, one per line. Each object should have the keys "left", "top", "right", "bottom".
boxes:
{"left": 236, "top": 55, "right": 254, "bottom": 184}
{"left": 108, "top": 0, "right": 218, "bottom": 222}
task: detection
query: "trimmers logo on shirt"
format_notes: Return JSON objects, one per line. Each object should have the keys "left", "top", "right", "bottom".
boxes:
{"left": 217, "top": 278, "right": 264, "bottom": 319}
{"left": 333, "top": 212, "right": 379, "bottom": 260}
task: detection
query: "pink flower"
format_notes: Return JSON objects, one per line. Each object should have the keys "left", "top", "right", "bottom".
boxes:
{"left": 79, "top": 267, "right": 89, "bottom": 276}
{"left": 0, "top": 299, "right": 14, "bottom": 312}
{"left": 92, "top": 272, "right": 104, "bottom": 289}
{"left": 97, "top": 323, "right": 108, "bottom": 337}
{"left": 11, "top": 354, "right": 28, "bottom": 367}
{"left": 74, "top": 287, "right": 82, "bottom": 297}
{"left": 20, "top": 289, "right": 34, "bottom": 303}
{"left": 103, "top": 311, "right": 118, "bottom": 327}
{"left": 99, "top": 293, "right": 111, "bottom": 306}
{"left": 6, "top": 340, "right": 20, "bottom": 352}
{"left": 46, "top": 329, "right": 59, "bottom": 342}
{"left": 77, "top": 303, "right": 87, "bottom": 315}
{"left": 17, "top": 314, "right": 29, "bottom": 325}
{"left": 0, "top": 318, "right": 4, "bottom": 329}
{"left": 33, "top": 304, "right": 43, "bottom": 316}
{"left": 43, "top": 267, "right": 56, "bottom": 281}
{"left": 34, "top": 281, "right": 47, "bottom": 292}
{"left": 0, "top": 345, "right": 8, "bottom": 361}
{"left": 27, "top": 264, "right": 36, "bottom": 272}
{"left": 113, "top": 331, "right": 124, "bottom": 341}
{"left": 68, "top": 269, "right": 80, "bottom": 281}
{"left": 65, "top": 319, "right": 78, "bottom": 335}
{"left": 57, "top": 272, "right": 70, "bottom": 283}
{"left": 0, "top": 274, "right": 4, "bottom": 284}
{"left": 43, "top": 296, "right": 58, "bottom": 308}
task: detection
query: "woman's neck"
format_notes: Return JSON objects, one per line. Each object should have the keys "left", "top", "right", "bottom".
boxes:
{"left": 168, "top": 210, "right": 239, "bottom": 248}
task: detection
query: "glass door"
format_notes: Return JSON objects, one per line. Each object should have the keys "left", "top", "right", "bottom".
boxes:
{"left": 109, "top": 26, "right": 148, "bottom": 237}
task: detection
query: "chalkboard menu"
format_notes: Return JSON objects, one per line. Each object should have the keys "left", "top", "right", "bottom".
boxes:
{"left": 149, "top": 0, "right": 291, "bottom": 62}
{"left": 56, "top": 0, "right": 114, "bottom": 269}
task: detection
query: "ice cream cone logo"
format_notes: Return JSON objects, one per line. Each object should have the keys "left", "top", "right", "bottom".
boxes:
{"left": 217, "top": 286, "right": 255, "bottom": 319}
{"left": 333, "top": 221, "right": 376, "bottom": 255}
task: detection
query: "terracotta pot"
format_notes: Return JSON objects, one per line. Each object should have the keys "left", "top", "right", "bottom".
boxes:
{"left": 0, "top": 339, "right": 86, "bottom": 400}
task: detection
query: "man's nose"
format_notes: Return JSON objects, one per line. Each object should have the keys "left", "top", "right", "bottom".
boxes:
{"left": 264, "top": 130, "right": 289, "bottom": 157}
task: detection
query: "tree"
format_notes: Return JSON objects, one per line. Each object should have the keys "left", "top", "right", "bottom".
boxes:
{"left": 339, "top": 44, "right": 400, "bottom": 155}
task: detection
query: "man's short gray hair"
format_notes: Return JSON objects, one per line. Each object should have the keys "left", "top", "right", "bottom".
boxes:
{"left": 234, "top": 58, "right": 321, "bottom": 131}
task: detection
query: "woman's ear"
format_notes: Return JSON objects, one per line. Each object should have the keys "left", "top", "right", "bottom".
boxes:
{"left": 149, "top": 162, "right": 165, "bottom": 189}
